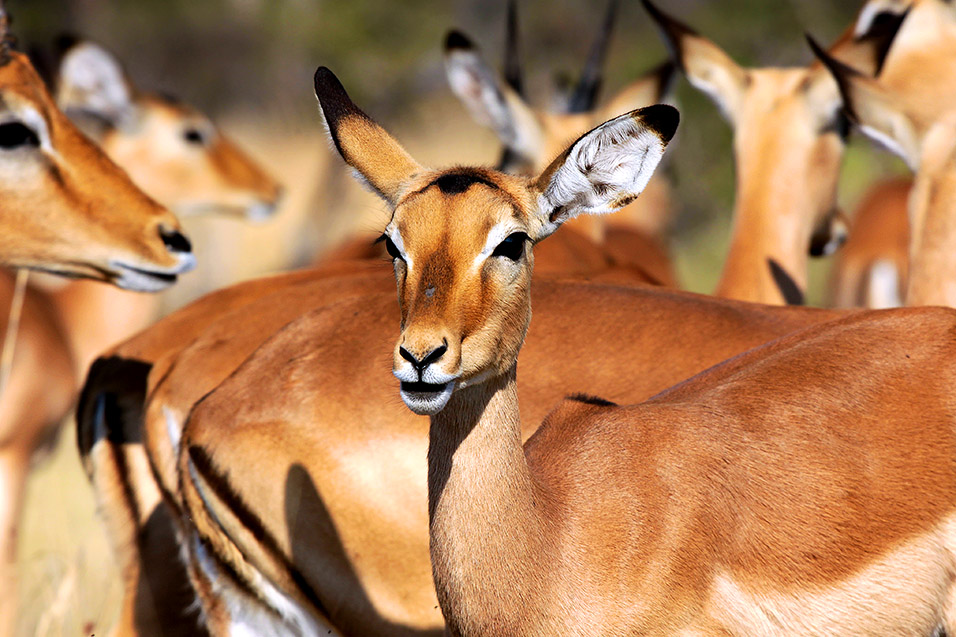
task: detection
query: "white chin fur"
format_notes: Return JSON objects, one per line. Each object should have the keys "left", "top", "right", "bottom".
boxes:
{"left": 401, "top": 381, "right": 456, "bottom": 415}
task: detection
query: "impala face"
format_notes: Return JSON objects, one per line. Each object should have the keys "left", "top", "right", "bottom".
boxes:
{"left": 384, "top": 169, "right": 538, "bottom": 414}
{"left": 57, "top": 41, "right": 282, "bottom": 221}
{"left": 313, "top": 66, "right": 677, "bottom": 416}
{"left": 0, "top": 51, "right": 194, "bottom": 291}
{"left": 730, "top": 67, "right": 848, "bottom": 248}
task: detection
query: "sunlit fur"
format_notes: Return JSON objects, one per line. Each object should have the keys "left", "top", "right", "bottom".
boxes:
{"left": 0, "top": 51, "right": 192, "bottom": 284}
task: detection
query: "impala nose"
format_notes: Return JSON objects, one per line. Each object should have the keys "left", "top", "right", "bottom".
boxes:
{"left": 159, "top": 226, "right": 193, "bottom": 254}
{"left": 400, "top": 342, "right": 448, "bottom": 374}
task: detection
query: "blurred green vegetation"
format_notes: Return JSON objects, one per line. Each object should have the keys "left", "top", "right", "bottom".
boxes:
{"left": 13, "top": 0, "right": 910, "bottom": 302}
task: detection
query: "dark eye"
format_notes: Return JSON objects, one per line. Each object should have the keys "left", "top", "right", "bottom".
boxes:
{"left": 491, "top": 232, "right": 528, "bottom": 261}
{"left": 0, "top": 122, "right": 40, "bottom": 149}
{"left": 378, "top": 234, "right": 404, "bottom": 261}
{"left": 823, "top": 110, "right": 851, "bottom": 142}
{"left": 183, "top": 127, "right": 206, "bottom": 145}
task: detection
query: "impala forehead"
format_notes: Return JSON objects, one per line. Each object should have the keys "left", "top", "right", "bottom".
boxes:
{"left": 388, "top": 177, "right": 529, "bottom": 263}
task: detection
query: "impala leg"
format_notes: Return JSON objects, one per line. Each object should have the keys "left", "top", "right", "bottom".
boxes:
{"left": 0, "top": 448, "right": 28, "bottom": 637}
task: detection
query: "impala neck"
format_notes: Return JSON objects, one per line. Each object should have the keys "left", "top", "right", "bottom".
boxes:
{"left": 906, "top": 146, "right": 956, "bottom": 307}
{"left": 715, "top": 190, "right": 811, "bottom": 305}
{"left": 427, "top": 365, "right": 548, "bottom": 633}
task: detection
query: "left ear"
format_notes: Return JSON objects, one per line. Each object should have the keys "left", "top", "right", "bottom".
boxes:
{"left": 314, "top": 67, "right": 423, "bottom": 206}
{"left": 55, "top": 39, "right": 136, "bottom": 128}
{"left": 531, "top": 104, "right": 678, "bottom": 239}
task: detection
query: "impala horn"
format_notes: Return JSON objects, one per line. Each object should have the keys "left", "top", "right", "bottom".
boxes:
{"left": 567, "top": 0, "right": 619, "bottom": 113}
{"left": 0, "top": 1, "right": 14, "bottom": 66}
{"left": 497, "top": 0, "right": 527, "bottom": 173}
{"left": 503, "top": 0, "right": 523, "bottom": 96}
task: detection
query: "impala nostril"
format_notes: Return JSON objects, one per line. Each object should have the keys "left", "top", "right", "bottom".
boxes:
{"left": 400, "top": 343, "right": 448, "bottom": 371}
{"left": 422, "top": 343, "right": 447, "bottom": 367}
{"left": 159, "top": 226, "right": 192, "bottom": 254}
{"left": 400, "top": 346, "right": 418, "bottom": 366}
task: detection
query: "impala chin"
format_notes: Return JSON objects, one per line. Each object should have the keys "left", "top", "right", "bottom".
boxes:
{"left": 109, "top": 254, "right": 197, "bottom": 292}
{"left": 400, "top": 380, "right": 456, "bottom": 415}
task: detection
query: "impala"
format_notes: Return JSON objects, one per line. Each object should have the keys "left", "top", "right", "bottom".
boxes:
{"left": 813, "top": 2, "right": 956, "bottom": 308}
{"left": 78, "top": 3, "right": 915, "bottom": 634}
{"left": 43, "top": 37, "right": 282, "bottom": 375}
{"left": 828, "top": 177, "right": 910, "bottom": 308}
{"left": 314, "top": 65, "right": 956, "bottom": 636}
{"left": 0, "top": 18, "right": 194, "bottom": 636}
{"left": 640, "top": 0, "right": 906, "bottom": 304}
{"left": 151, "top": 66, "right": 956, "bottom": 636}
{"left": 827, "top": 0, "right": 956, "bottom": 308}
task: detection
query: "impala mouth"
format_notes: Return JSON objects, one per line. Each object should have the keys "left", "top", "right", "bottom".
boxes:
{"left": 399, "top": 380, "right": 456, "bottom": 415}
{"left": 110, "top": 255, "right": 196, "bottom": 292}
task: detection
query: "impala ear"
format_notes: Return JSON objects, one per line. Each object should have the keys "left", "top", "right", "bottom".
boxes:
{"left": 314, "top": 67, "right": 422, "bottom": 205}
{"left": 641, "top": 0, "right": 748, "bottom": 125}
{"left": 531, "top": 105, "right": 678, "bottom": 239}
{"left": 823, "top": 3, "right": 908, "bottom": 76}
{"left": 597, "top": 60, "right": 676, "bottom": 122}
{"left": 56, "top": 39, "right": 136, "bottom": 128}
{"left": 809, "top": 37, "right": 922, "bottom": 169}
{"left": 443, "top": 30, "right": 544, "bottom": 163}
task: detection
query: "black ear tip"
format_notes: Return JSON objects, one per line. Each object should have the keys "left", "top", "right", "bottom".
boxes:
{"left": 639, "top": 104, "right": 679, "bottom": 143}
{"left": 313, "top": 66, "right": 343, "bottom": 99}
{"left": 805, "top": 33, "right": 825, "bottom": 58}
{"left": 54, "top": 32, "right": 80, "bottom": 56}
{"left": 445, "top": 30, "right": 474, "bottom": 52}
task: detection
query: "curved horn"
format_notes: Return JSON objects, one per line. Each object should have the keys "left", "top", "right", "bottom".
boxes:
{"left": 503, "top": 0, "right": 523, "bottom": 96}
{"left": 567, "top": 0, "right": 619, "bottom": 113}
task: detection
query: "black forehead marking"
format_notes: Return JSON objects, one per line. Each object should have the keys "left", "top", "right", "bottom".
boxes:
{"left": 430, "top": 170, "right": 500, "bottom": 195}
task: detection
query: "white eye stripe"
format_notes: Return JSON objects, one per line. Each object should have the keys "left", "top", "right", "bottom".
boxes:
{"left": 473, "top": 222, "right": 521, "bottom": 269}
{"left": 0, "top": 105, "right": 54, "bottom": 156}
{"left": 387, "top": 227, "right": 413, "bottom": 268}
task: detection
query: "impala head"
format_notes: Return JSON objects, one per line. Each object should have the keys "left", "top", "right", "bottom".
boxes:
{"left": 0, "top": 49, "right": 194, "bottom": 290}
{"left": 641, "top": 0, "right": 906, "bottom": 259}
{"left": 55, "top": 39, "right": 282, "bottom": 220}
{"left": 444, "top": 0, "right": 674, "bottom": 176}
{"left": 816, "top": 40, "right": 956, "bottom": 305}
{"left": 314, "top": 67, "right": 677, "bottom": 414}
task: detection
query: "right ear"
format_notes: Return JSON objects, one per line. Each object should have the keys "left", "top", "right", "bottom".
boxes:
{"left": 641, "top": 0, "right": 748, "bottom": 125}
{"left": 809, "top": 38, "right": 923, "bottom": 169}
{"left": 314, "top": 67, "right": 422, "bottom": 206}
{"left": 443, "top": 30, "right": 544, "bottom": 162}
{"left": 531, "top": 105, "right": 678, "bottom": 240}
{"left": 55, "top": 39, "right": 136, "bottom": 127}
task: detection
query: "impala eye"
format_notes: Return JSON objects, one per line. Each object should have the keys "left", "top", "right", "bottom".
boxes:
{"left": 0, "top": 122, "right": 39, "bottom": 149}
{"left": 183, "top": 127, "right": 207, "bottom": 145}
{"left": 491, "top": 232, "right": 528, "bottom": 261}
{"left": 378, "top": 233, "right": 404, "bottom": 261}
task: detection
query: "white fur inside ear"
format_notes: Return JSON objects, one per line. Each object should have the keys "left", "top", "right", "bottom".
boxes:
{"left": 854, "top": 0, "right": 907, "bottom": 38}
{"left": 445, "top": 49, "right": 544, "bottom": 158}
{"left": 58, "top": 42, "right": 133, "bottom": 124}
{"left": 859, "top": 123, "right": 918, "bottom": 171}
{"left": 537, "top": 113, "right": 666, "bottom": 234}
